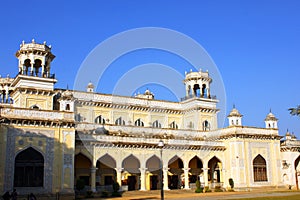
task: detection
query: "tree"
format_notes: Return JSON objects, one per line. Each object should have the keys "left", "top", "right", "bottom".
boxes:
{"left": 289, "top": 105, "right": 300, "bottom": 116}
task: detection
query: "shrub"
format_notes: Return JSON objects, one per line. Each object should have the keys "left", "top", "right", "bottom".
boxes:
{"left": 85, "top": 190, "right": 94, "bottom": 198}
{"left": 101, "top": 191, "right": 109, "bottom": 197}
{"left": 195, "top": 187, "right": 204, "bottom": 193}
{"left": 113, "top": 182, "right": 120, "bottom": 192}
{"left": 76, "top": 179, "right": 85, "bottom": 191}
{"left": 195, "top": 180, "right": 201, "bottom": 189}
{"left": 204, "top": 186, "right": 211, "bottom": 193}
{"left": 229, "top": 178, "right": 234, "bottom": 189}
{"left": 214, "top": 186, "right": 223, "bottom": 192}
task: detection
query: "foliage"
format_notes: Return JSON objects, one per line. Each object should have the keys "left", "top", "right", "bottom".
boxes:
{"left": 76, "top": 179, "right": 85, "bottom": 191}
{"left": 85, "top": 190, "right": 94, "bottom": 198}
{"left": 214, "top": 186, "right": 223, "bottom": 192}
{"left": 289, "top": 106, "right": 300, "bottom": 116}
{"left": 113, "top": 181, "right": 120, "bottom": 192}
{"left": 229, "top": 178, "right": 234, "bottom": 189}
{"left": 101, "top": 191, "right": 109, "bottom": 197}
{"left": 204, "top": 186, "right": 211, "bottom": 193}
{"left": 195, "top": 180, "right": 203, "bottom": 193}
{"left": 195, "top": 187, "right": 204, "bottom": 193}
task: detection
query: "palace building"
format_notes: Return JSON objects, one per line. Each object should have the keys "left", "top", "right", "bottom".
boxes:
{"left": 0, "top": 40, "right": 300, "bottom": 198}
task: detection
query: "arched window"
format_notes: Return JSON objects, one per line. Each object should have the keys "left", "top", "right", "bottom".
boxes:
{"left": 202, "top": 84, "right": 206, "bottom": 97}
{"left": 236, "top": 119, "right": 239, "bottom": 125}
{"left": 202, "top": 120, "right": 210, "bottom": 131}
{"left": 14, "top": 147, "right": 44, "bottom": 187}
{"left": 152, "top": 120, "right": 161, "bottom": 128}
{"left": 134, "top": 118, "right": 144, "bottom": 127}
{"left": 115, "top": 117, "right": 125, "bottom": 125}
{"left": 65, "top": 103, "right": 70, "bottom": 111}
{"left": 170, "top": 121, "right": 178, "bottom": 129}
{"left": 95, "top": 115, "right": 105, "bottom": 124}
{"left": 33, "top": 59, "right": 42, "bottom": 76}
{"left": 253, "top": 154, "right": 268, "bottom": 182}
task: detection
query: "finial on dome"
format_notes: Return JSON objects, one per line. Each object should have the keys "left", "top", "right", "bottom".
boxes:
{"left": 43, "top": 41, "right": 46, "bottom": 45}
{"left": 233, "top": 104, "right": 236, "bottom": 109}
{"left": 32, "top": 39, "right": 35, "bottom": 43}
{"left": 49, "top": 45, "right": 52, "bottom": 48}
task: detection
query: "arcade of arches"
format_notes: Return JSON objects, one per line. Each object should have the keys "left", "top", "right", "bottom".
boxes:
{"left": 74, "top": 153, "right": 223, "bottom": 191}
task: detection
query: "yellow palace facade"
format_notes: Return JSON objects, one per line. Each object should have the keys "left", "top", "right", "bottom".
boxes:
{"left": 0, "top": 41, "right": 300, "bottom": 198}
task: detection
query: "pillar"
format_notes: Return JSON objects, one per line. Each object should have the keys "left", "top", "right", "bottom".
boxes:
{"left": 30, "top": 62, "right": 34, "bottom": 75}
{"left": 183, "top": 168, "right": 190, "bottom": 189}
{"left": 90, "top": 167, "right": 97, "bottom": 192}
{"left": 115, "top": 168, "right": 123, "bottom": 188}
{"left": 221, "top": 169, "right": 227, "bottom": 188}
{"left": 163, "top": 167, "right": 169, "bottom": 190}
{"left": 139, "top": 168, "right": 147, "bottom": 191}
{"left": 203, "top": 168, "right": 209, "bottom": 187}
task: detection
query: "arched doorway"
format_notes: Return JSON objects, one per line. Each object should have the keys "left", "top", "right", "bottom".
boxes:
{"left": 294, "top": 156, "right": 300, "bottom": 189}
{"left": 14, "top": 147, "right": 44, "bottom": 187}
{"left": 253, "top": 154, "right": 267, "bottom": 182}
{"left": 122, "top": 155, "right": 140, "bottom": 191}
{"left": 146, "top": 155, "right": 161, "bottom": 190}
{"left": 208, "top": 156, "right": 222, "bottom": 187}
{"left": 97, "top": 154, "right": 117, "bottom": 189}
{"left": 75, "top": 153, "right": 92, "bottom": 188}
{"left": 189, "top": 156, "right": 203, "bottom": 186}
{"left": 168, "top": 156, "right": 183, "bottom": 189}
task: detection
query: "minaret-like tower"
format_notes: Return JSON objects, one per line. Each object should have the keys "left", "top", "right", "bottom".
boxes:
{"left": 10, "top": 40, "right": 57, "bottom": 109}
{"left": 264, "top": 110, "right": 278, "bottom": 129}
{"left": 16, "top": 39, "right": 55, "bottom": 79}
{"left": 183, "top": 69, "right": 212, "bottom": 98}
{"left": 227, "top": 105, "right": 243, "bottom": 126}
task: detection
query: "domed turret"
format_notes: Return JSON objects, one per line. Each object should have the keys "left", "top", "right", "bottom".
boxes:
{"left": 183, "top": 69, "right": 212, "bottom": 99}
{"left": 16, "top": 39, "right": 55, "bottom": 78}
{"left": 87, "top": 82, "right": 94, "bottom": 93}
{"left": 227, "top": 105, "right": 243, "bottom": 126}
{"left": 264, "top": 110, "right": 278, "bottom": 129}
{"left": 135, "top": 88, "right": 154, "bottom": 99}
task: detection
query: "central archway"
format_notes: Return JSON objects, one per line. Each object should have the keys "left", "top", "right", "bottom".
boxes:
{"left": 14, "top": 147, "right": 44, "bottom": 187}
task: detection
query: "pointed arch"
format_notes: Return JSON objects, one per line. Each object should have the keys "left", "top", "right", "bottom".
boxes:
{"left": 168, "top": 155, "right": 184, "bottom": 189}
{"left": 14, "top": 147, "right": 44, "bottom": 187}
{"left": 253, "top": 154, "right": 268, "bottom": 182}
{"left": 122, "top": 154, "right": 140, "bottom": 174}
{"left": 146, "top": 155, "right": 160, "bottom": 172}
{"left": 115, "top": 117, "right": 125, "bottom": 125}
{"left": 97, "top": 154, "right": 117, "bottom": 186}
{"left": 208, "top": 156, "right": 222, "bottom": 183}
{"left": 75, "top": 153, "right": 92, "bottom": 187}
{"left": 188, "top": 156, "right": 203, "bottom": 183}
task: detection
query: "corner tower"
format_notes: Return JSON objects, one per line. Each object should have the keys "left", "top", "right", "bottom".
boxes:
{"left": 10, "top": 40, "right": 57, "bottom": 109}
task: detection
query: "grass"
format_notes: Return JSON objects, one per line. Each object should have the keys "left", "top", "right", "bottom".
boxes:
{"left": 224, "top": 194, "right": 300, "bottom": 200}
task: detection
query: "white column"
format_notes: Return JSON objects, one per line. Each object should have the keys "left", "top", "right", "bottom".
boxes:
{"left": 222, "top": 169, "right": 227, "bottom": 188}
{"left": 139, "top": 168, "right": 147, "bottom": 191}
{"left": 163, "top": 167, "right": 169, "bottom": 190}
{"left": 203, "top": 168, "right": 209, "bottom": 187}
{"left": 115, "top": 168, "right": 123, "bottom": 188}
{"left": 90, "top": 167, "right": 97, "bottom": 192}
{"left": 183, "top": 168, "right": 190, "bottom": 189}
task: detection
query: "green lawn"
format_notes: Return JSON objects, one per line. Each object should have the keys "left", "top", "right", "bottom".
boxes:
{"left": 225, "top": 194, "right": 300, "bottom": 200}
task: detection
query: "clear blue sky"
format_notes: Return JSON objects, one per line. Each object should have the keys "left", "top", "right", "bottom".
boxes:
{"left": 0, "top": 1, "right": 299, "bottom": 137}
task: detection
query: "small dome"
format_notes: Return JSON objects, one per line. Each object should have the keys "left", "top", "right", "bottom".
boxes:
{"left": 87, "top": 82, "right": 94, "bottom": 89}
{"left": 228, "top": 108, "right": 242, "bottom": 117}
{"left": 265, "top": 112, "right": 278, "bottom": 121}
{"left": 285, "top": 131, "right": 291, "bottom": 136}
{"left": 144, "top": 89, "right": 152, "bottom": 95}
